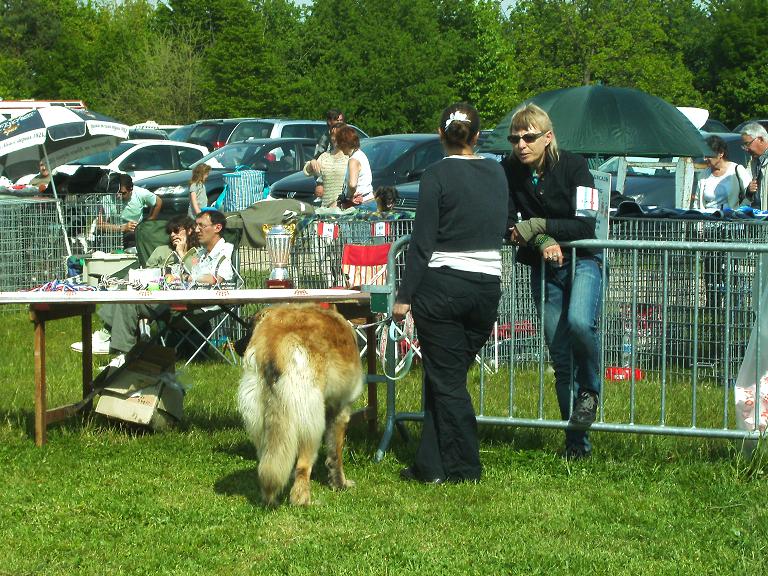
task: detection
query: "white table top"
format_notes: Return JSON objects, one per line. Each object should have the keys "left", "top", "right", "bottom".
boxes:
{"left": 0, "top": 288, "right": 370, "bottom": 307}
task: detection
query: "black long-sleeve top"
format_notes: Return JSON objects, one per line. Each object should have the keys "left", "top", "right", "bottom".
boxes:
{"left": 396, "top": 157, "right": 509, "bottom": 304}
{"left": 503, "top": 149, "right": 598, "bottom": 265}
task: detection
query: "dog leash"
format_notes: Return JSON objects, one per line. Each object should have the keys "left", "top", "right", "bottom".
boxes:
{"left": 381, "top": 318, "right": 415, "bottom": 381}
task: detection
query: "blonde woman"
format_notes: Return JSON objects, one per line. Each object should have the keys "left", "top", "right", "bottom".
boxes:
{"left": 188, "top": 163, "right": 212, "bottom": 217}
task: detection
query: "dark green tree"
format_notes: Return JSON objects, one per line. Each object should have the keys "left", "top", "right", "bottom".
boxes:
{"left": 701, "top": 0, "right": 768, "bottom": 127}
{"left": 507, "top": 0, "right": 701, "bottom": 105}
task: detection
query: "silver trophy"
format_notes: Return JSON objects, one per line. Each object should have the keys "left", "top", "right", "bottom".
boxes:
{"left": 265, "top": 224, "right": 294, "bottom": 288}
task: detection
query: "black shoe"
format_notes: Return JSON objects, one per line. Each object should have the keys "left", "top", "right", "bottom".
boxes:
{"left": 399, "top": 466, "right": 446, "bottom": 484}
{"left": 563, "top": 445, "right": 592, "bottom": 461}
{"left": 570, "top": 391, "right": 598, "bottom": 427}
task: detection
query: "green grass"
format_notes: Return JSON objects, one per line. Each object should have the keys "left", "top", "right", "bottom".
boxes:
{"left": 0, "top": 311, "right": 766, "bottom": 575}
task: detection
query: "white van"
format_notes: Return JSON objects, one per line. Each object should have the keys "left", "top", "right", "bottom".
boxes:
{"left": 0, "top": 99, "right": 87, "bottom": 121}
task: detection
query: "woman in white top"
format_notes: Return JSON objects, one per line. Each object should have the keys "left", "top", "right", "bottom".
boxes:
{"left": 335, "top": 125, "right": 374, "bottom": 208}
{"left": 694, "top": 134, "right": 750, "bottom": 210}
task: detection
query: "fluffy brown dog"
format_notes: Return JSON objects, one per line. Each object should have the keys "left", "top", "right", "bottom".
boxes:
{"left": 237, "top": 303, "right": 363, "bottom": 507}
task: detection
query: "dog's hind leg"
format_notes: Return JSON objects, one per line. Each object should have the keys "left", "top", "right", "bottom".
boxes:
{"left": 325, "top": 405, "right": 354, "bottom": 490}
{"left": 289, "top": 431, "right": 322, "bottom": 506}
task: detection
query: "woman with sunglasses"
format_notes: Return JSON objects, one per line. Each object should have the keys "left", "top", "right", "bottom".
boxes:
{"left": 503, "top": 103, "right": 602, "bottom": 461}
{"left": 393, "top": 102, "right": 508, "bottom": 484}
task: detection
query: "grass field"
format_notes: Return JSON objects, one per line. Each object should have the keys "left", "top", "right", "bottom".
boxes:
{"left": 0, "top": 311, "right": 766, "bottom": 576}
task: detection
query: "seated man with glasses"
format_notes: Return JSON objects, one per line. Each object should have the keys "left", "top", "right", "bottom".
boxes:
{"left": 71, "top": 209, "right": 235, "bottom": 363}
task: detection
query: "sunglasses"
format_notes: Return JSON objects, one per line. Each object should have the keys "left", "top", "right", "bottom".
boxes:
{"left": 507, "top": 131, "right": 546, "bottom": 145}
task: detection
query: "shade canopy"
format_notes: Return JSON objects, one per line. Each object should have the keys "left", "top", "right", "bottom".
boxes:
{"left": 0, "top": 107, "right": 128, "bottom": 180}
{"left": 480, "top": 85, "right": 713, "bottom": 158}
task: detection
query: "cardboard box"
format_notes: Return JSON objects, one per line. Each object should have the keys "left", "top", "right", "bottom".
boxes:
{"left": 95, "top": 344, "right": 184, "bottom": 430}
{"left": 83, "top": 253, "right": 138, "bottom": 287}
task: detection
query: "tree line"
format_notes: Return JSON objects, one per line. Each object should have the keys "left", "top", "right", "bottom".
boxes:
{"left": 1, "top": 0, "right": 766, "bottom": 135}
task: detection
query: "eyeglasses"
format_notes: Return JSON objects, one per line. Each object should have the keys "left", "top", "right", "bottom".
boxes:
{"left": 742, "top": 137, "right": 757, "bottom": 151}
{"left": 195, "top": 222, "right": 212, "bottom": 230}
{"left": 507, "top": 132, "right": 546, "bottom": 145}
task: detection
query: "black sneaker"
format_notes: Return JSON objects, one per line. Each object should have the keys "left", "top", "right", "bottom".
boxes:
{"left": 570, "top": 391, "right": 598, "bottom": 427}
{"left": 563, "top": 445, "right": 592, "bottom": 461}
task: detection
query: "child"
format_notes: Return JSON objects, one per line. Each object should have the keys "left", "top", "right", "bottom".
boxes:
{"left": 188, "top": 163, "right": 212, "bottom": 217}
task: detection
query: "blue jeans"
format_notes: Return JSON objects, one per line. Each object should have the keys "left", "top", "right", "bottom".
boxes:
{"left": 530, "top": 255, "right": 603, "bottom": 452}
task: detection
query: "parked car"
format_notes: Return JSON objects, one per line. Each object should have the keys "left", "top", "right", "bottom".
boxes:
{"left": 127, "top": 127, "right": 169, "bottom": 140}
{"left": 130, "top": 121, "right": 182, "bottom": 137}
{"left": 226, "top": 119, "right": 368, "bottom": 145}
{"left": 732, "top": 119, "right": 768, "bottom": 134}
{"left": 183, "top": 118, "right": 258, "bottom": 151}
{"left": 269, "top": 133, "right": 444, "bottom": 204}
{"left": 600, "top": 131, "right": 750, "bottom": 208}
{"left": 54, "top": 140, "right": 209, "bottom": 181}
{"left": 175, "top": 118, "right": 368, "bottom": 152}
{"left": 168, "top": 122, "right": 197, "bottom": 143}
{"left": 135, "top": 137, "right": 317, "bottom": 216}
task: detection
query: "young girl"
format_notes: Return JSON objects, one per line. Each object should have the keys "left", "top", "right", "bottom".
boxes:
{"left": 188, "top": 164, "right": 212, "bottom": 217}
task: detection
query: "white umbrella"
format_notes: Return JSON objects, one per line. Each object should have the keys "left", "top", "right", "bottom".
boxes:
{"left": 0, "top": 107, "right": 129, "bottom": 255}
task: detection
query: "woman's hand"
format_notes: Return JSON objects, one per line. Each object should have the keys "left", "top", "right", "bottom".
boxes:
{"left": 393, "top": 302, "right": 410, "bottom": 322}
{"left": 172, "top": 236, "right": 188, "bottom": 256}
{"left": 510, "top": 226, "right": 526, "bottom": 246}
{"left": 542, "top": 243, "right": 563, "bottom": 267}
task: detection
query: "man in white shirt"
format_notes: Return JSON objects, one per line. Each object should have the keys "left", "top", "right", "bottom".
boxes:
{"left": 72, "top": 209, "right": 235, "bottom": 357}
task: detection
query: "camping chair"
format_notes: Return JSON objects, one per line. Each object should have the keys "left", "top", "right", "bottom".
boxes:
{"left": 134, "top": 220, "right": 247, "bottom": 365}
{"left": 339, "top": 242, "right": 393, "bottom": 358}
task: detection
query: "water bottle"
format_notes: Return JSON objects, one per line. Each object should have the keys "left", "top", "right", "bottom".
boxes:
{"left": 622, "top": 341, "right": 633, "bottom": 367}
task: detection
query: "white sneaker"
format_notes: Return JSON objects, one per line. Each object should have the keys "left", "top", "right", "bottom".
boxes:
{"left": 71, "top": 329, "right": 112, "bottom": 354}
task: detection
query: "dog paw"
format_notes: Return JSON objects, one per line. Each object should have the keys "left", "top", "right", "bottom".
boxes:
{"left": 331, "top": 477, "right": 355, "bottom": 490}
{"left": 289, "top": 484, "right": 312, "bottom": 506}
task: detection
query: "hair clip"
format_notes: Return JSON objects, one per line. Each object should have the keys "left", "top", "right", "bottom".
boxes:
{"left": 445, "top": 111, "right": 470, "bottom": 129}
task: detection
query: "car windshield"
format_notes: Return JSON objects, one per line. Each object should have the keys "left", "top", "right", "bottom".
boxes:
{"left": 190, "top": 142, "right": 279, "bottom": 170}
{"left": 168, "top": 124, "right": 195, "bottom": 142}
{"left": 71, "top": 142, "right": 136, "bottom": 165}
{"left": 361, "top": 139, "right": 422, "bottom": 168}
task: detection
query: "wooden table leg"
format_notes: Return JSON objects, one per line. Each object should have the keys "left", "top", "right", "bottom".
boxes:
{"left": 82, "top": 308, "right": 93, "bottom": 410}
{"left": 32, "top": 311, "right": 47, "bottom": 447}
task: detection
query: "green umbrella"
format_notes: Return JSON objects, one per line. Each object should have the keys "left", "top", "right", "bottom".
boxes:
{"left": 480, "top": 84, "right": 713, "bottom": 158}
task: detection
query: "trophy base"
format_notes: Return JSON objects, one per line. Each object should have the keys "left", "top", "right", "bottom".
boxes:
{"left": 266, "top": 279, "right": 294, "bottom": 289}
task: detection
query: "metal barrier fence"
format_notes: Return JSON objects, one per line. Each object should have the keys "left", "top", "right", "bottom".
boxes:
{"left": 0, "top": 194, "right": 123, "bottom": 294}
{"left": 374, "top": 235, "right": 767, "bottom": 460}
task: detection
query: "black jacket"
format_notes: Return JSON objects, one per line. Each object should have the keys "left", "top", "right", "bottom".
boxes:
{"left": 503, "top": 150, "right": 598, "bottom": 265}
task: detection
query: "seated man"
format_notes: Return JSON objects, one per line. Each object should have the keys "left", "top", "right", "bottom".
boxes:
{"left": 28, "top": 161, "right": 51, "bottom": 192}
{"left": 72, "top": 209, "right": 234, "bottom": 360}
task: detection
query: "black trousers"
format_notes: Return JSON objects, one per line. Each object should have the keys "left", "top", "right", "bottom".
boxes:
{"left": 410, "top": 267, "right": 501, "bottom": 481}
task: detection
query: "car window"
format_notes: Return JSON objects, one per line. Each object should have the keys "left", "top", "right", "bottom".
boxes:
{"left": 262, "top": 144, "right": 298, "bottom": 171}
{"left": 119, "top": 145, "right": 174, "bottom": 171}
{"left": 73, "top": 142, "right": 136, "bottom": 165}
{"left": 169, "top": 124, "right": 195, "bottom": 142}
{"left": 411, "top": 141, "right": 444, "bottom": 171}
{"left": 188, "top": 124, "right": 220, "bottom": 148}
{"left": 281, "top": 124, "right": 311, "bottom": 138}
{"left": 308, "top": 125, "right": 327, "bottom": 140}
{"left": 361, "top": 139, "right": 416, "bottom": 168}
{"left": 229, "top": 121, "right": 273, "bottom": 143}
{"left": 177, "top": 147, "right": 205, "bottom": 169}
{"left": 301, "top": 143, "right": 316, "bottom": 160}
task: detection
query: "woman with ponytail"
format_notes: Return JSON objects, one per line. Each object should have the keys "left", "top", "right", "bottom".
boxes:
{"left": 393, "top": 102, "right": 508, "bottom": 484}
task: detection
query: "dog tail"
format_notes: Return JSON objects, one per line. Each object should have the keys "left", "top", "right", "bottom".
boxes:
{"left": 258, "top": 339, "right": 325, "bottom": 506}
